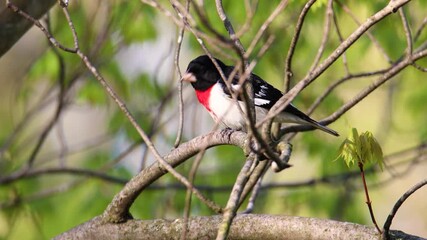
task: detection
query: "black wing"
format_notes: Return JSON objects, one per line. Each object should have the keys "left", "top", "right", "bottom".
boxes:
{"left": 218, "top": 66, "right": 314, "bottom": 122}
{"left": 219, "top": 67, "right": 339, "bottom": 136}
{"left": 219, "top": 67, "right": 283, "bottom": 108}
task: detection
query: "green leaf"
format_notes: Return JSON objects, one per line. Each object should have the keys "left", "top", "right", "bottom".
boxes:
{"left": 335, "top": 128, "right": 384, "bottom": 170}
{"left": 336, "top": 138, "right": 356, "bottom": 168}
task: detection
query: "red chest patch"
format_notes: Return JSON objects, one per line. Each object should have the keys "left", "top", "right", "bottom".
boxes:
{"left": 195, "top": 86, "right": 214, "bottom": 112}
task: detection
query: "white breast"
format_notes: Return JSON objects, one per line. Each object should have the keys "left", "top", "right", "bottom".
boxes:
{"left": 208, "top": 84, "right": 270, "bottom": 130}
{"left": 208, "top": 84, "right": 246, "bottom": 129}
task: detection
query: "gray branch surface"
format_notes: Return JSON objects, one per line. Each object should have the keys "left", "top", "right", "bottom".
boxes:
{"left": 103, "top": 129, "right": 247, "bottom": 223}
{"left": 0, "top": 0, "right": 56, "bottom": 56}
{"left": 55, "top": 214, "right": 422, "bottom": 240}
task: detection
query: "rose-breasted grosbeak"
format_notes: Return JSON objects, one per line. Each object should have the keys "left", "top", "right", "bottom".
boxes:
{"left": 182, "top": 55, "right": 339, "bottom": 136}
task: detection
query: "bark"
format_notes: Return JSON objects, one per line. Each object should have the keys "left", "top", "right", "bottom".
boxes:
{"left": 103, "top": 129, "right": 247, "bottom": 223}
{"left": 0, "top": 0, "right": 56, "bottom": 57}
{"left": 55, "top": 214, "right": 422, "bottom": 240}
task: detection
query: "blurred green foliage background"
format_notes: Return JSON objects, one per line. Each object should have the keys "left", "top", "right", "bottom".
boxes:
{"left": 0, "top": 0, "right": 426, "bottom": 239}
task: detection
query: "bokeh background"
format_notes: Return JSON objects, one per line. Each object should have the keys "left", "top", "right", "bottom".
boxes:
{"left": 0, "top": 1, "right": 426, "bottom": 239}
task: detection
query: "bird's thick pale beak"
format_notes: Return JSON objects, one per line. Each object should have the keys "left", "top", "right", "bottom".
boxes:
{"left": 181, "top": 72, "right": 197, "bottom": 83}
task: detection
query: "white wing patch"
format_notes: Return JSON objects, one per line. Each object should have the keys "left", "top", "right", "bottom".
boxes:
{"left": 255, "top": 84, "right": 268, "bottom": 98}
{"left": 230, "top": 82, "right": 270, "bottom": 106}
{"left": 254, "top": 98, "right": 270, "bottom": 106}
{"left": 254, "top": 83, "right": 269, "bottom": 105}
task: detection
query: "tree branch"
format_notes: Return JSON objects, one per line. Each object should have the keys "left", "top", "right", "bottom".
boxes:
{"left": 103, "top": 129, "right": 247, "bottom": 223}
{"left": 0, "top": 0, "right": 56, "bottom": 56}
{"left": 260, "top": 0, "right": 411, "bottom": 127}
{"left": 383, "top": 178, "right": 427, "bottom": 239}
{"left": 217, "top": 155, "right": 254, "bottom": 239}
{"left": 55, "top": 214, "right": 422, "bottom": 240}
{"left": 283, "top": 0, "right": 317, "bottom": 91}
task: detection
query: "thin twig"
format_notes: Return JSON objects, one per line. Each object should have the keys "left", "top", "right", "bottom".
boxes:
{"left": 245, "top": 0, "right": 288, "bottom": 58}
{"left": 8, "top": 1, "right": 226, "bottom": 222}
{"left": 78, "top": 49, "right": 224, "bottom": 216}
{"left": 216, "top": 156, "right": 255, "bottom": 240}
{"left": 6, "top": 2, "right": 74, "bottom": 170}
{"left": 182, "top": 147, "right": 207, "bottom": 240}
{"left": 284, "top": 0, "right": 317, "bottom": 92}
{"left": 139, "top": 88, "right": 175, "bottom": 171}
{"left": 335, "top": 0, "right": 393, "bottom": 64}
{"left": 413, "top": 17, "right": 427, "bottom": 42}
{"left": 214, "top": 0, "right": 260, "bottom": 145}
{"left": 0, "top": 167, "right": 128, "bottom": 185}
{"left": 383, "top": 178, "right": 427, "bottom": 239}
{"left": 235, "top": 0, "right": 257, "bottom": 38}
{"left": 308, "top": 0, "right": 333, "bottom": 73}
{"left": 331, "top": 5, "right": 350, "bottom": 74}
{"left": 6, "top": 0, "right": 77, "bottom": 53}
{"left": 412, "top": 62, "right": 427, "bottom": 72}
{"left": 46, "top": 13, "right": 69, "bottom": 168}
{"left": 172, "top": 0, "right": 190, "bottom": 148}
{"left": 398, "top": 7, "right": 413, "bottom": 56}
{"left": 241, "top": 162, "right": 269, "bottom": 213}
{"left": 103, "top": 129, "right": 246, "bottom": 222}
{"left": 306, "top": 69, "right": 388, "bottom": 115}
{"left": 215, "top": 0, "right": 246, "bottom": 57}
{"left": 2, "top": 140, "right": 425, "bottom": 197}
{"left": 358, "top": 162, "right": 382, "bottom": 234}
{"left": 322, "top": 48, "right": 427, "bottom": 125}
{"left": 281, "top": 47, "right": 427, "bottom": 135}
{"left": 259, "top": 0, "right": 413, "bottom": 129}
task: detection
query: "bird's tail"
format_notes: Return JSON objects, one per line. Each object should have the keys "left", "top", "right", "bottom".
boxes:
{"left": 305, "top": 119, "right": 339, "bottom": 136}
{"left": 275, "top": 104, "right": 339, "bottom": 136}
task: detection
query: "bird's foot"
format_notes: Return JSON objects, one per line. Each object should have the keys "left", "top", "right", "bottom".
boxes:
{"left": 220, "top": 127, "right": 235, "bottom": 141}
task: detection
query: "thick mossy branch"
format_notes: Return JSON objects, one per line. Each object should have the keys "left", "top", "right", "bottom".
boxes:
{"left": 55, "top": 214, "right": 422, "bottom": 240}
